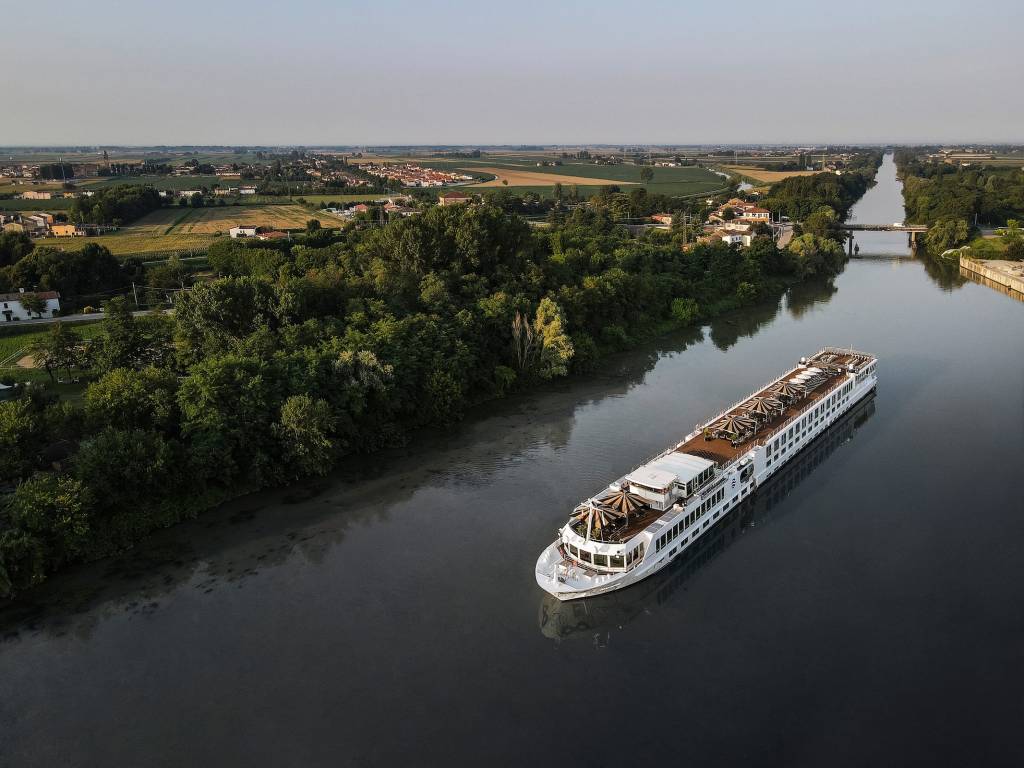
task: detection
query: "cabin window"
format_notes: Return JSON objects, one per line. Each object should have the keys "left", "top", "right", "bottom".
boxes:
{"left": 610, "top": 554, "right": 624, "bottom": 568}
{"left": 593, "top": 554, "right": 608, "bottom": 567}
{"left": 626, "top": 550, "right": 633, "bottom": 566}
{"left": 569, "top": 544, "right": 578, "bottom": 557}
{"left": 579, "top": 549, "right": 592, "bottom": 563}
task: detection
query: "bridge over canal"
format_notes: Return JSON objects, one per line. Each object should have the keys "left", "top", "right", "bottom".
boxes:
{"left": 841, "top": 223, "right": 928, "bottom": 233}
{"left": 839, "top": 222, "right": 929, "bottom": 255}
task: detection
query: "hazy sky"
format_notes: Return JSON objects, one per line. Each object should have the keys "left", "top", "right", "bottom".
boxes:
{"left": 3, "top": 0, "right": 1021, "bottom": 145}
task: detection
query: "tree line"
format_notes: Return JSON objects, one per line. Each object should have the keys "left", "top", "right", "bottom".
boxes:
{"left": 0, "top": 202, "right": 852, "bottom": 598}
{"left": 70, "top": 185, "right": 163, "bottom": 226}
{"left": 895, "top": 150, "right": 1024, "bottom": 253}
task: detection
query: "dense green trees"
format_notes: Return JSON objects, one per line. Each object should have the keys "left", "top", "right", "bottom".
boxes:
{"left": 896, "top": 152, "right": 1024, "bottom": 227}
{"left": 0, "top": 232, "right": 35, "bottom": 267}
{"left": 0, "top": 200, "right": 849, "bottom": 598}
{"left": 70, "top": 185, "right": 163, "bottom": 225}
{"left": 29, "top": 323, "right": 86, "bottom": 383}
{"left": 925, "top": 217, "right": 971, "bottom": 252}
{"left": 1, "top": 243, "right": 130, "bottom": 302}
{"left": 787, "top": 234, "right": 846, "bottom": 277}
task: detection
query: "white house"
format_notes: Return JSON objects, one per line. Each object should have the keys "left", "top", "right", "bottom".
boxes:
{"left": 0, "top": 290, "right": 61, "bottom": 321}
{"left": 178, "top": 189, "right": 202, "bottom": 198}
{"left": 239, "top": 187, "right": 257, "bottom": 195}
{"left": 229, "top": 225, "right": 259, "bottom": 238}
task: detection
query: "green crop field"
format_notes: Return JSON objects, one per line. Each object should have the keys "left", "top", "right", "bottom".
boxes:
{"left": 298, "top": 193, "right": 393, "bottom": 205}
{"left": 46, "top": 231, "right": 216, "bottom": 257}
{"left": 387, "top": 157, "right": 726, "bottom": 197}
{"left": 41, "top": 204, "right": 339, "bottom": 258}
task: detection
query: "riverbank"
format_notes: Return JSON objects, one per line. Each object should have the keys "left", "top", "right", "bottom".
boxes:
{"left": 959, "top": 255, "right": 1024, "bottom": 301}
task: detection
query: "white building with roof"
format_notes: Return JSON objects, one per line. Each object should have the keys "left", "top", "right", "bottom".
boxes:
{"left": 0, "top": 290, "right": 61, "bottom": 321}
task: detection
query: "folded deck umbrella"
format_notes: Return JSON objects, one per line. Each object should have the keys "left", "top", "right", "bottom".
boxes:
{"left": 773, "top": 382, "right": 802, "bottom": 400}
{"left": 715, "top": 414, "right": 748, "bottom": 435}
{"left": 571, "top": 501, "right": 616, "bottom": 540}
{"left": 745, "top": 398, "right": 772, "bottom": 419}
{"left": 599, "top": 489, "right": 647, "bottom": 518}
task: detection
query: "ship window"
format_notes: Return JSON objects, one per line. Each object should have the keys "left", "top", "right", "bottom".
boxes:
{"left": 569, "top": 544, "right": 578, "bottom": 556}
{"left": 579, "top": 549, "right": 592, "bottom": 563}
{"left": 610, "top": 554, "right": 624, "bottom": 568}
{"left": 593, "top": 554, "right": 608, "bottom": 567}
{"left": 626, "top": 550, "right": 633, "bottom": 565}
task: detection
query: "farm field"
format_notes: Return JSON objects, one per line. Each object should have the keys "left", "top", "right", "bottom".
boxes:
{"left": 41, "top": 204, "right": 338, "bottom": 257}
{"left": 298, "top": 193, "right": 391, "bottom": 205}
{"left": 45, "top": 231, "right": 216, "bottom": 257}
{"left": 722, "top": 165, "right": 822, "bottom": 183}
{"left": 468, "top": 166, "right": 635, "bottom": 187}
{"left": 168, "top": 205, "right": 339, "bottom": 234}
{"left": 0, "top": 181, "right": 68, "bottom": 195}
{"left": 393, "top": 158, "right": 726, "bottom": 197}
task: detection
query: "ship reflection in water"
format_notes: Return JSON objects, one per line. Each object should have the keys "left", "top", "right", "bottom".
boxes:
{"left": 538, "top": 394, "right": 876, "bottom": 642}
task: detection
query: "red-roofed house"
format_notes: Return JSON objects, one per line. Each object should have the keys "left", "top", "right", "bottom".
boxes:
{"left": 709, "top": 198, "right": 772, "bottom": 224}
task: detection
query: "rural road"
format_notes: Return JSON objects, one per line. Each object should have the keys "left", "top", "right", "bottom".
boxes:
{"left": 5, "top": 310, "right": 164, "bottom": 328}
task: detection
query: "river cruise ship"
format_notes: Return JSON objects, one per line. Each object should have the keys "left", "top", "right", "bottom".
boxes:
{"left": 535, "top": 347, "right": 878, "bottom": 601}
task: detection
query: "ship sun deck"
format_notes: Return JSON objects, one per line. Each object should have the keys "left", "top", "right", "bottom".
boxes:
{"left": 677, "top": 350, "right": 866, "bottom": 464}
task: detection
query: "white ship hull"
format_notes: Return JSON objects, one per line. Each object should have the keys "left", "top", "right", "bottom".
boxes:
{"left": 536, "top": 348, "right": 878, "bottom": 601}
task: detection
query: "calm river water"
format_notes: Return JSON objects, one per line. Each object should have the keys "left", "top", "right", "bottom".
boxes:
{"left": 2, "top": 158, "right": 1023, "bottom": 767}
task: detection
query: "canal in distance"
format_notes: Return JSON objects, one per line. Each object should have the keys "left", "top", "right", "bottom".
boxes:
{"left": 1, "top": 155, "right": 1022, "bottom": 766}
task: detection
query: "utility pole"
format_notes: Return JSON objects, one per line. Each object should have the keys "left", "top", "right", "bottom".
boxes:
{"left": 132, "top": 281, "right": 139, "bottom": 307}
